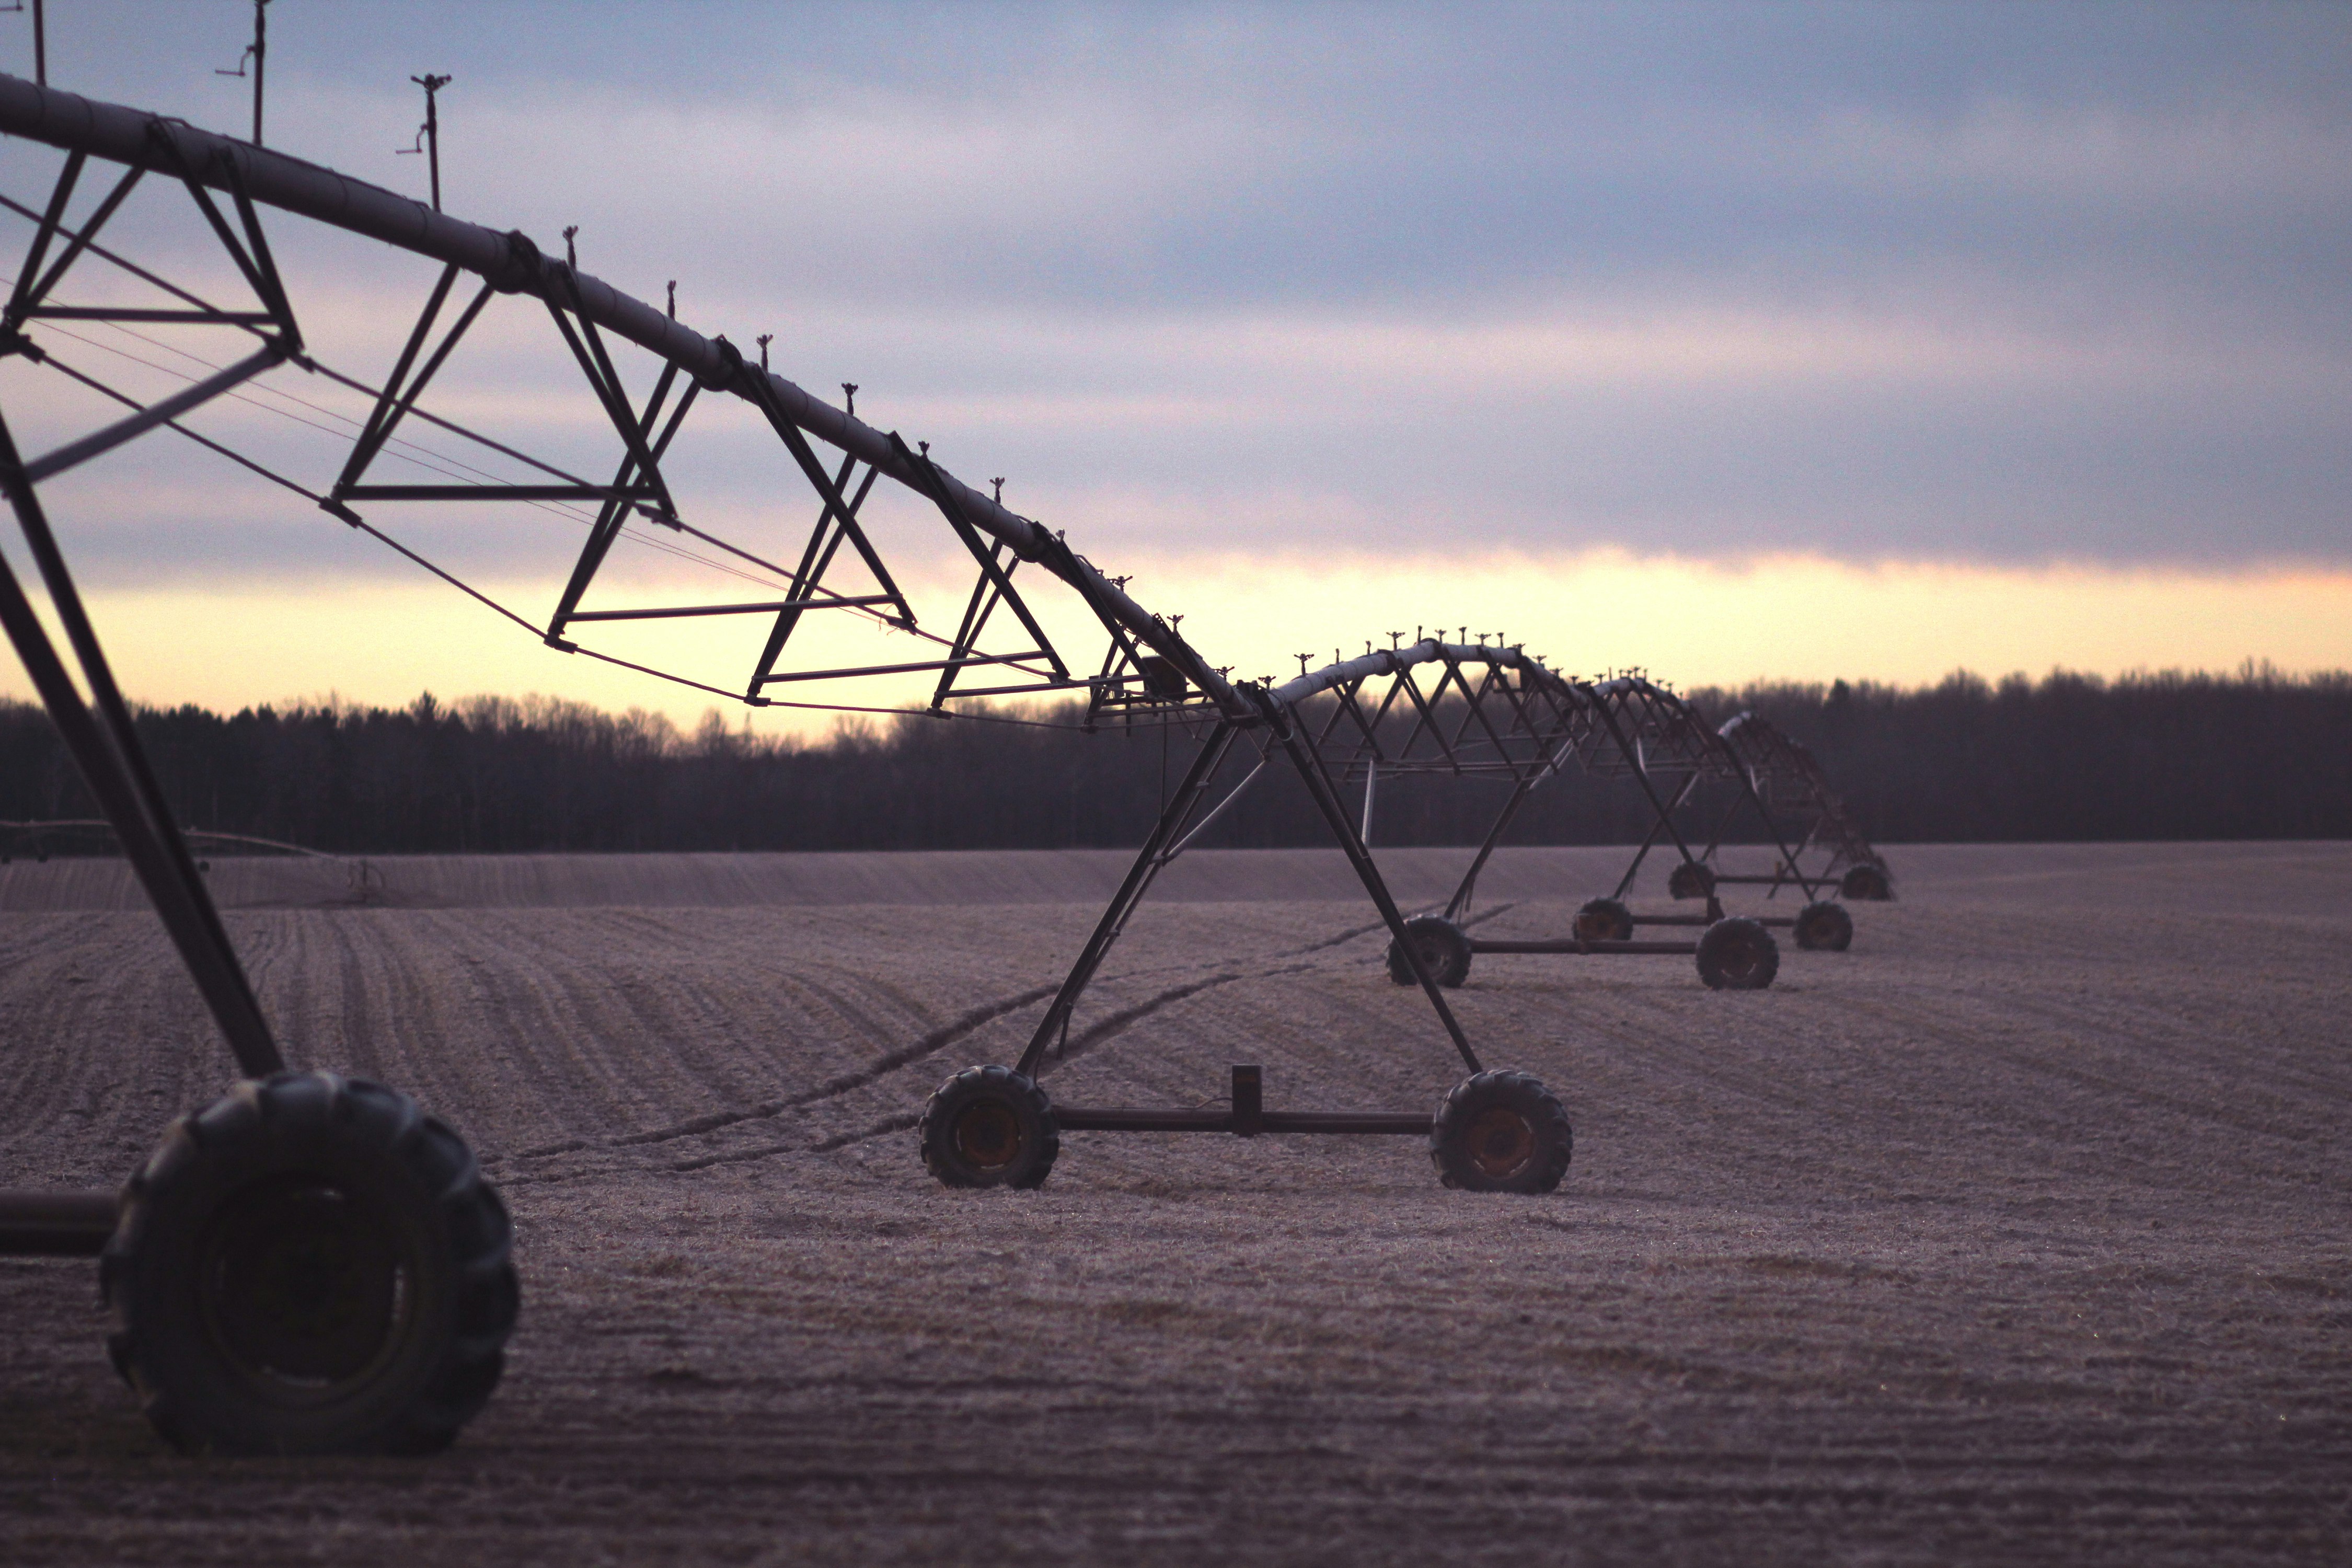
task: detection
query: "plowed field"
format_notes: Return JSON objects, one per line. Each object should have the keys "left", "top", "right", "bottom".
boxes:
{"left": 3, "top": 843, "right": 2348, "bottom": 1564}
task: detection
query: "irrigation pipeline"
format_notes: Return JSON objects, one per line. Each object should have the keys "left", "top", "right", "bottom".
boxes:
{"left": 17, "top": 320, "right": 1100, "bottom": 730}
{"left": 0, "top": 75, "right": 1886, "bottom": 1276}
{"left": 0, "top": 80, "right": 1783, "bottom": 773}
{"left": 0, "top": 74, "right": 1241, "bottom": 717}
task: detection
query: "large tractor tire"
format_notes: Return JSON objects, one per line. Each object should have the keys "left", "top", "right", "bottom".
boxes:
{"left": 1841, "top": 864, "right": 1894, "bottom": 902}
{"left": 1794, "top": 901, "right": 1855, "bottom": 952}
{"left": 1574, "top": 897, "right": 1634, "bottom": 942}
{"left": 1429, "top": 1070, "right": 1573, "bottom": 1193}
{"left": 1667, "top": 861, "right": 1717, "bottom": 901}
{"left": 919, "top": 1065, "right": 1060, "bottom": 1189}
{"left": 1696, "top": 917, "right": 1780, "bottom": 990}
{"left": 101, "top": 1071, "right": 517, "bottom": 1456}
{"left": 1385, "top": 915, "right": 1473, "bottom": 989}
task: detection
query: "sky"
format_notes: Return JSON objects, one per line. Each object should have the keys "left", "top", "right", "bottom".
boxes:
{"left": 0, "top": 1, "right": 2346, "bottom": 734}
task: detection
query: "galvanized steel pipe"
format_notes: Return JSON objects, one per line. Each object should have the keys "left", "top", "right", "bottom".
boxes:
{"left": 0, "top": 73, "right": 1237, "bottom": 710}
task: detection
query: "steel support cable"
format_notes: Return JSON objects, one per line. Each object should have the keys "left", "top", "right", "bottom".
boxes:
{"left": 54, "top": 309, "right": 612, "bottom": 514}
{"left": 21, "top": 348, "right": 1088, "bottom": 729}
{"left": 3, "top": 172, "right": 1171, "bottom": 721}
{"left": 24, "top": 315, "right": 814, "bottom": 601}
{"left": 32, "top": 319, "right": 606, "bottom": 513}
{"left": 18, "top": 334, "right": 1007, "bottom": 690}
{"left": 0, "top": 191, "right": 599, "bottom": 510}
{"left": 1638, "top": 687, "right": 1820, "bottom": 898}
{"left": 1601, "top": 678, "right": 1733, "bottom": 779}
{"left": 14, "top": 290, "right": 1088, "bottom": 678}
{"left": 0, "top": 74, "right": 1240, "bottom": 717}
{"left": 0, "top": 88, "right": 1114, "bottom": 1105}
{"left": 0, "top": 235, "right": 914, "bottom": 623}
{"left": 1254, "top": 686, "right": 1482, "bottom": 1074}
{"left": 1283, "top": 645, "right": 1740, "bottom": 909}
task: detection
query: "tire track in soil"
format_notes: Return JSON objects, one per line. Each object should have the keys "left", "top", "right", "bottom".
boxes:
{"left": 390, "top": 911, "right": 618, "bottom": 1154}
{"left": 1282, "top": 900, "right": 1518, "bottom": 960}
{"left": 512, "top": 902, "right": 1447, "bottom": 1168}
{"left": 1515, "top": 977, "right": 1833, "bottom": 1115}
{"left": 492, "top": 910, "right": 733, "bottom": 1137}
{"left": 0, "top": 917, "right": 118, "bottom": 1146}
{"left": 507, "top": 981, "right": 1068, "bottom": 1163}
{"left": 456, "top": 912, "right": 902, "bottom": 1154}
{"left": 9, "top": 851, "right": 2352, "bottom": 1564}
{"left": 491, "top": 913, "right": 714, "bottom": 1133}
{"left": 586, "top": 912, "right": 903, "bottom": 1127}
{"left": 379, "top": 908, "right": 760, "bottom": 1159}
{"left": 791, "top": 903, "right": 1531, "bottom": 1162}
{"left": 804, "top": 962, "right": 1325, "bottom": 1157}
{"left": 497, "top": 897, "right": 1512, "bottom": 1173}
{"left": 522, "top": 961, "right": 1323, "bottom": 1177}
{"left": 1464, "top": 975, "right": 1942, "bottom": 1202}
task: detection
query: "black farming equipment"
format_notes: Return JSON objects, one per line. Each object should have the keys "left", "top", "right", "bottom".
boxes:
{"left": 0, "top": 72, "right": 1607, "bottom": 1451}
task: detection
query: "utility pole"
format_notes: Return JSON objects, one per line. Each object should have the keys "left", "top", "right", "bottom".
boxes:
{"left": 6, "top": 0, "right": 48, "bottom": 86}
{"left": 400, "top": 73, "right": 452, "bottom": 211}
{"left": 214, "top": 0, "right": 269, "bottom": 146}
{"left": 250, "top": 0, "right": 266, "bottom": 144}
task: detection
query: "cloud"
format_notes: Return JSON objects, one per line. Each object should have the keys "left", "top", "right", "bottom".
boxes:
{"left": 0, "top": 0, "right": 2344, "bottom": 591}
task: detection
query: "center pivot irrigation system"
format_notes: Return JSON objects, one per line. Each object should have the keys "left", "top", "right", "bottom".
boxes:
{"left": 1273, "top": 656, "right": 1866, "bottom": 996}
{"left": 0, "top": 76, "right": 1885, "bottom": 1455}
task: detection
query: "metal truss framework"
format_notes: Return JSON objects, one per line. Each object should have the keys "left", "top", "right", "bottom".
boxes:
{"left": 1228, "top": 646, "right": 1843, "bottom": 979}
{"left": 1578, "top": 675, "right": 1834, "bottom": 919}
{"left": 0, "top": 75, "right": 1895, "bottom": 1220}
{"left": 0, "top": 73, "right": 1521, "bottom": 1174}
{"left": 1265, "top": 648, "right": 1836, "bottom": 914}
{"left": 0, "top": 119, "right": 297, "bottom": 1083}
{"left": 1717, "top": 711, "right": 1896, "bottom": 901}
{"left": 5, "top": 69, "right": 1961, "bottom": 1461}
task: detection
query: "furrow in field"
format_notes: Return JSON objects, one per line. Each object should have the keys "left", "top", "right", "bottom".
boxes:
{"left": 0, "top": 914, "right": 227, "bottom": 1184}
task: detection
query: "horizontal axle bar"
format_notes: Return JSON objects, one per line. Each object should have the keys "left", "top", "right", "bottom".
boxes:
{"left": 0, "top": 1187, "right": 116, "bottom": 1256}
{"left": 1054, "top": 1105, "right": 1432, "bottom": 1136}
{"left": 1470, "top": 937, "right": 1698, "bottom": 956}
{"left": 1631, "top": 913, "right": 1795, "bottom": 929}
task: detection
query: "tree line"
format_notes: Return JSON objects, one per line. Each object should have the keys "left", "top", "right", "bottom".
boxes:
{"left": 2, "top": 665, "right": 2347, "bottom": 856}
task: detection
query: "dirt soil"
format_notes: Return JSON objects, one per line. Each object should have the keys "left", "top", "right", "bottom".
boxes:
{"left": 2, "top": 841, "right": 2347, "bottom": 1564}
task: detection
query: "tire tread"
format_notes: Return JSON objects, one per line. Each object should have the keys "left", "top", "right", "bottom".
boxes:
{"left": 1428, "top": 1069, "right": 1573, "bottom": 1194}
{"left": 100, "top": 1070, "right": 517, "bottom": 1456}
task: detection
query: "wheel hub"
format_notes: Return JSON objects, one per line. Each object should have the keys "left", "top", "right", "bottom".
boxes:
{"left": 952, "top": 1099, "right": 1023, "bottom": 1171}
{"left": 1465, "top": 1106, "right": 1535, "bottom": 1179}
{"left": 200, "top": 1177, "right": 406, "bottom": 1385}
